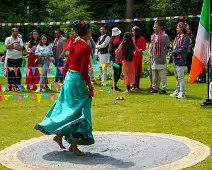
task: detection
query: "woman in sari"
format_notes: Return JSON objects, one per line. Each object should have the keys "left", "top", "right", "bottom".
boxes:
{"left": 35, "top": 21, "right": 94, "bottom": 156}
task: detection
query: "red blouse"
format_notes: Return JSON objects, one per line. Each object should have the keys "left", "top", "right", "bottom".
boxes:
{"left": 64, "top": 39, "right": 91, "bottom": 86}
{"left": 134, "top": 36, "right": 146, "bottom": 77}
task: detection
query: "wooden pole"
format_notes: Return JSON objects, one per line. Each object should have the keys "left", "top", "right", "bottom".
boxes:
{"left": 126, "top": 0, "right": 134, "bottom": 32}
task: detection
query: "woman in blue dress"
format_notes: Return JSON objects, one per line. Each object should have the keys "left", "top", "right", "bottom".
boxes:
{"left": 35, "top": 21, "right": 94, "bottom": 156}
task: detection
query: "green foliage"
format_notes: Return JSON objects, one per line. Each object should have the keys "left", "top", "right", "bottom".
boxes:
{"left": 46, "top": 0, "right": 93, "bottom": 38}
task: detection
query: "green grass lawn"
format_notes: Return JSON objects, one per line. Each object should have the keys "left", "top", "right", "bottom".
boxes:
{"left": 0, "top": 76, "right": 212, "bottom": 170}
{"left": 0, "top": 44, "right": 6, "bottom": 54}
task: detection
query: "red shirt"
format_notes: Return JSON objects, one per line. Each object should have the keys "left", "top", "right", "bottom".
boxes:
{"left": 64, "top": 39, "right": 91, "bottom": 86}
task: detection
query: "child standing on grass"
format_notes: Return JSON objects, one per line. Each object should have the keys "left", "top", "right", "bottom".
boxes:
{"left": 1, "top": 51, "right": 8, "bottom": 78}
{"left": 115, "top": 32, "right": 140, "bottom": 93}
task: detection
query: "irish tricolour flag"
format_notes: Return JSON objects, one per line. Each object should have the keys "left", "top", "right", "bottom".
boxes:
{"left": 190, "top": 0, "right": 211, "bottom": 85}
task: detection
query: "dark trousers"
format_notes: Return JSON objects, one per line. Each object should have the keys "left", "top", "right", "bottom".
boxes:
{"left": 127, "top": 85, "right": 131, "bottom": 90}
{"left": 54, "top": 58, "right": 64, "bottom": 82}
{"left": 186, "top": 53, "right": 193, "bottom": 73}
{"left": 114, "top": 64, "right": 122, "bottom": 83}
{"left": 198, "top": 68, "right": 206, "bottom": 83}
{"left": 7, "top": 58, "right": 23, "bottom": 85}
{"left": 135, "top": 64, "right": 141, "bottom": 88}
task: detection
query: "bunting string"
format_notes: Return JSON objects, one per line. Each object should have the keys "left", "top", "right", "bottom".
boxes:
{"left": 0, "top": 15, "right": 200, "bottom": 27}
{"left": 0, "top": 63, "right": 113, "bottom": 77}
{"left": 0, "top": 89, "right": 112, "bottom": 102}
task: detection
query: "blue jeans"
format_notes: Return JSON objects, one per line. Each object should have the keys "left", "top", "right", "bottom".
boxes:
{"left": 39, "top": 59, "right": 50, "bottom": 89}
{"left": 54, "top": 58, "right": 64, "bottom": 82}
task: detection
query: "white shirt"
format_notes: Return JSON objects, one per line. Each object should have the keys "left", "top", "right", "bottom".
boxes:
{"left": 96, "top": 34, "right": 110, "bottom": 64}
{"left": 5, "top": 36, "right": 23, "bottom": 59}
{"left": 96, "top": 34, "right": 110, "bottom": 50}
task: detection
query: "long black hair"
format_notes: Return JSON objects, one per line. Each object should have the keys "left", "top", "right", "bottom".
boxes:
{"left": 121, "top": 32, "right": 135, "bottom": 62}
{"left": 73, "top": 21, "right": 91, "bottom": 37}
{"left": 134, "top": 28, "right": 142, "bottom": 45}
{"left": 28, "top": 30, "right": 39, "bottom": 48}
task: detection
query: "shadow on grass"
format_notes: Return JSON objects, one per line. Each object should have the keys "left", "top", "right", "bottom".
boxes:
{"left": 185, "top": 95, "right": 205, "bottom": 101}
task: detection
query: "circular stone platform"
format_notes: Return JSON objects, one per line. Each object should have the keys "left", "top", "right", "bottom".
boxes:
{"left": 0, "top": 132, "right": 210, "bottom": 170}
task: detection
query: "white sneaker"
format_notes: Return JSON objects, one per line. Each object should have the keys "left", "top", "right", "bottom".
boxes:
{"left": 41, "top": 88, "right": 46, "bottom": 92}
{"left": 170, "top": 91, "right": 178, "bottom": 97}
{"left": 35, "top": 89, "right": 40, "bottom": 93}
{"left": 176, "top": 92, "right": 186, "bottom": 99}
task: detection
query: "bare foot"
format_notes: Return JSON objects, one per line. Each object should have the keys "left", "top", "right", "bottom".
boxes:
{"left": 69, "top": 147, "right": 86, "bottom": 156}
{"left": 53, "top": 136, "right": 66, "bottom": 149}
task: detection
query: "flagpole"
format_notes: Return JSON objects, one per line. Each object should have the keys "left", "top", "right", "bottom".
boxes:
{"left": 201, "top": 11, "right": 212, "bottom": 106}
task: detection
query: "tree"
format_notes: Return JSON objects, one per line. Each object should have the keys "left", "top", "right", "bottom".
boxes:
{"left": 0, "top": 0, "right": 48, "bottom": 42}
{"left": 45, "top": 0, "right": 93, "bottom": 38}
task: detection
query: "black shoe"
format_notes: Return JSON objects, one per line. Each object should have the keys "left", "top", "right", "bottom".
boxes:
{"left": 111, "top": 86, "right": 122, "bottom": 91}
{"left": 160, "top": 90, "right": 166, "bottom": 94}
{"left": 150, "top": 89, "right": 158, "bottom": 94}
{"left": 115, "top": 86, "right": 121, "bottom": 91}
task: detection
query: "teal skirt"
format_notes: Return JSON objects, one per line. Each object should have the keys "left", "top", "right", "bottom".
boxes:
{"left": 35, "top": 70, "right": 94, "bottom": 145}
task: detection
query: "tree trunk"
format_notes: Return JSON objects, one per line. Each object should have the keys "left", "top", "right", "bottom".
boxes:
{"left": 126, "top": 0, "right": 134, "bottom": 32}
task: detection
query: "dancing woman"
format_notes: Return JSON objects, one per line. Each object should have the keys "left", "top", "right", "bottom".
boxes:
{"left": 35, "top": 21, "right": 95, "bottom": 156}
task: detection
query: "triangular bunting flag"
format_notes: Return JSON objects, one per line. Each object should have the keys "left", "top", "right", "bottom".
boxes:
{"left": 2, "top": 85, "right": 6, "bottom": 92}
{"left": 50, "top": 94, "right": 55, "bottom": 100}
{"left": 23, "top": 85, "right": 27, "bottom": 90}
{"left": 101, "top": 64, "right": 107, "bottom": 70}
{"left": 37, "top": 84, "right": 40, "bottom": 91}
{"left": 26, "top": 68, "right": 31, "bottom": 76}
{"left": 53, "top": 84, "right": 59, "bottom": 91}
{"left": 107, "top": 63, "right": 112, "bottom": 68}
{"left": 4, "top": 95, "right": 8, "bottom": 101}
{"left": 24, "top": 95, "right": 28, "bottom": 99}
{"left": 106, "top": 89, "right": 111, "bottom": 94}
{"left": 13, "top": 96, "right": 17, "bottom": 100}
{"left": 14, "top": 68, "right": 19, "bottom": 77}
{"left": 93, "top": 91, "right": 97, "bottom": 97}
{"left": 9, "top": 68, "right": 14, "bottom": 71}
{"left": 20, "top": 68, "right": 25, "bottom": 74}
{"left": 59, "top": 67, "right": 64, "bottom": 73}
{"left": 36, "top": 94, "right": 42, "bottom": 103}
{"left": 18, "top": 96, "right": 23, "bottom": 102}
{"left": 46, "top": 68, "right": 50, "bottom": 74}
{"left": 31, "top": 95, "right": 35, "bottom": 100}
{"left": 17, "top": 84, "right": 23, "bottom": 92}
{"left": 54, "top": 68, "right": 57, "bottom": 74}
{"left": 112, "top": 63, "right": 119, "bottom": 68}
{"left": 48, "top": 84, "right": 52, "bottom": 90}
{"left": 43, "top": 94, "right": 49, "bottom": 98}
{"left": 29, "top": 84, "right": 34, "bottom": 90}
{"left": 38, "top": 68, "right": 42, "bottom": 74}
{"left": 95, "top": 64, "right": 100, "bottom": 69}
{"left": 32, "top": 68, "right": 36, "bottom": 74}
